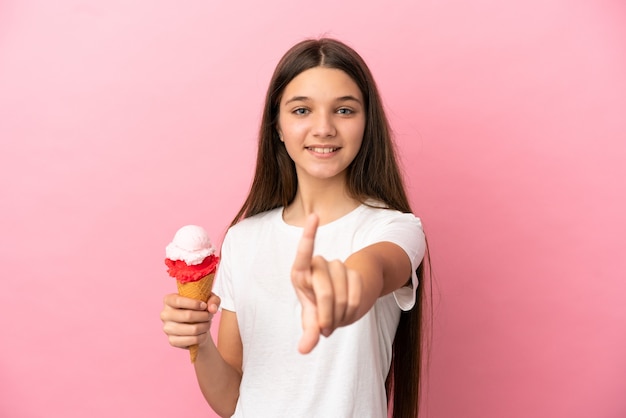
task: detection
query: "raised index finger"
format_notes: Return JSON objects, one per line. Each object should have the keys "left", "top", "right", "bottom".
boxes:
{"left": 292, "top": 213, "right": 319, "bottom": 273}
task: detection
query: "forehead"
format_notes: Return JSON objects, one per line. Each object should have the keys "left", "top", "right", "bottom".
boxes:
{"left": 281, "top": 67, "right": 362, "bottom": 101}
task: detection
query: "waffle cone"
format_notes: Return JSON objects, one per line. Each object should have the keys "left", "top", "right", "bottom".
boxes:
{"left": 176, "top": 272, "right": 215, "bottom": 363}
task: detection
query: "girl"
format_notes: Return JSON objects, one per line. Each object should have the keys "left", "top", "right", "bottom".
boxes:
{"left": 161, "top": 38, "right": 428, "bottom": 418}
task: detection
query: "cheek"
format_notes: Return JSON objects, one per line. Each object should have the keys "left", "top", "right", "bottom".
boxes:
{"left": 351, "top": 122, "right": 366, "bottom": 145}
{"left": 281, "top": 120, "right": 308, "bottom": 137}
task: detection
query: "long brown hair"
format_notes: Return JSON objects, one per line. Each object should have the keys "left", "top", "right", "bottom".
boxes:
{"left": 231, "top": 38, "right": 429, "bottom": 417}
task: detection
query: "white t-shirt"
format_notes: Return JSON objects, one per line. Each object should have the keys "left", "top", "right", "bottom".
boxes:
{"left": 213, "top": 203, "right": 426, "bottom": 418}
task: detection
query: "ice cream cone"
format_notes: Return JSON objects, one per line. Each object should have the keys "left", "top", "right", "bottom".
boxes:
{"left": 176, "top": 272, "right": 215, "bottom": 363}
{"left": 165, "top": 224, "right": 219, "bottom": 364}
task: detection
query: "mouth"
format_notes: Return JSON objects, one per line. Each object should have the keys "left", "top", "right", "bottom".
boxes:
{"left": 306, "top": 146, "right": 340, "bottom": 154}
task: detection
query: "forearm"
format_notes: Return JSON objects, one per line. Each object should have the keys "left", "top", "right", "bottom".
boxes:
{"left": 193, "top": 338, "right": 241, "bottom": 417}
{"left": 292, "top": 219, "right": 414, "bottom": 353}
{"left": 345, "top": 241, "right": 412, "bottom": 320}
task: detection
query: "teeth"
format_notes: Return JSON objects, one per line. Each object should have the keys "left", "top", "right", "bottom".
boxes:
{"left": 309, "top": 147, "right": 338, "bottom": 154}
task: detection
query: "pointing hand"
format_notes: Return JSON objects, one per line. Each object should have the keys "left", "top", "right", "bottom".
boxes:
{"left": 291, "top": 214, "right": 362, "bottom": 354}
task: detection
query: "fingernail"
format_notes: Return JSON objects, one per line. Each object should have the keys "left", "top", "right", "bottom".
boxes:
{"left": 200, "top": 302, "right": 208, "bottom": 310}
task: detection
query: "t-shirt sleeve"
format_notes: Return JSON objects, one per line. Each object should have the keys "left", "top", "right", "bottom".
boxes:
{"left": 212, "top": 228, "right": 236, "bottom": 312}
{"left": 367, "top": 211, "right": 426, "bottom": 311}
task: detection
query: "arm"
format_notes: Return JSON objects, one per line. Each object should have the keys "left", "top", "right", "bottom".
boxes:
{"left": 161, "top": 295, "right": 242, "bottom": 417}
{"left": 344, "top": 240, "right": 412, "bottom": 318}
{"left": 292, "top": 214, "right": 412, "bottom": 354}
{"left": 194, "top": 309, "right": 243, "bottom": 417}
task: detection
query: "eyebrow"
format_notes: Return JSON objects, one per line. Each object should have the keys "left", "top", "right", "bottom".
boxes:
{"left": 284, "top": 95, "right": 363, "bottom": 105}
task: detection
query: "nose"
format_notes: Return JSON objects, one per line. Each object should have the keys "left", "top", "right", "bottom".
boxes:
{"left": 312, "top": 111, "right": 336, "bottom": 138}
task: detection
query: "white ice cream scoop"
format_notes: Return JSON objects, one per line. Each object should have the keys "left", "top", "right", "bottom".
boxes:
{"left": 165, "top": 225, "right": 215, "bottom": 265}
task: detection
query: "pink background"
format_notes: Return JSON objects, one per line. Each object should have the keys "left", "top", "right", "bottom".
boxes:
{"left": 1, "top": 0, "right": 625, "bottom": 417}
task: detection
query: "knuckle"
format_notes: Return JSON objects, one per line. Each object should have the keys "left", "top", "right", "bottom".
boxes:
{"left": 347, "top": 298, "right": 359, "bottom": 311}
{"left": 319, "top": 311, "right": 333, "bottom": 324}
{"left": 311, "top": 255, "right": 326, "bottom": 267}
{"left": 169, "top": 336, "right": 186, "bottom": 349}
{"left": 162, "top": 322, "right": 173, "bottom": 335}
{"left": 335, "top": 297, "right": 347, "bottom": 310}
{"left": 328, "top": 259, "right": 345, "bottom": 273}
{"left": 182, "top": 309, "right": 194, "bottom": 322}
{"left": 163, "top": 294, "right": 175, "bottom": 306}
{"left": 316, "top": 289, "right": 333, "bottom": 303}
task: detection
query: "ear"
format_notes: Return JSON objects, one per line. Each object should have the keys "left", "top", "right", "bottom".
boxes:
{"left": 277, "top": 129, "right": 284, "bottom": 142}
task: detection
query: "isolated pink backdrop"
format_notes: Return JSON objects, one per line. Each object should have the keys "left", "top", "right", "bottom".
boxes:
{"left": 1, "top": 1, "right": 625, "bottom": 417}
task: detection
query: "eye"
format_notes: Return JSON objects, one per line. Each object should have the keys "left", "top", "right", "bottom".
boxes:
{"left": 293, "top": 108, "right": 309, "bottom": 115}
{"left": 337, "top": 108, "right": 354, "bottom": 115}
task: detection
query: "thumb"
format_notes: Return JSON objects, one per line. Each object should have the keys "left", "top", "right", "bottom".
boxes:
{"left": 297, "top": 294, "right": 320, "bottom": 354}
{"left": 206, "top": 293, "right": 221, "bottom": 313}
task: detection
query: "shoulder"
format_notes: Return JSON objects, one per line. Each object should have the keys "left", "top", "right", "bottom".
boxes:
{"left": 353, "top": 201, "right": 425, "bottom": 260}
{"left": 359, "top": 200, "right": 423, "bottom": 230}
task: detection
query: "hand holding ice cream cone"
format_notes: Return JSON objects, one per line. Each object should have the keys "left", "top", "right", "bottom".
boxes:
{"left": 165, "top": 225, "right": 220, "bottom": 362}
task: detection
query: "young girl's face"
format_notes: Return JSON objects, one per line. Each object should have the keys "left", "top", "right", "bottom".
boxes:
{"left": 277, "top": 67, "right": 365, "bottom": 183}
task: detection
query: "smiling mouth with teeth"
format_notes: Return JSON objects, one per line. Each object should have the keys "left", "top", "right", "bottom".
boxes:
{"left": 307, "top": 147, "right": 339, "bottom": 154}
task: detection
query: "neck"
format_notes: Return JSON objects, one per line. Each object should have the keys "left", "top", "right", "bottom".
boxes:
{"left": 283, "top": 175, "right": 360, "bottom": 226}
